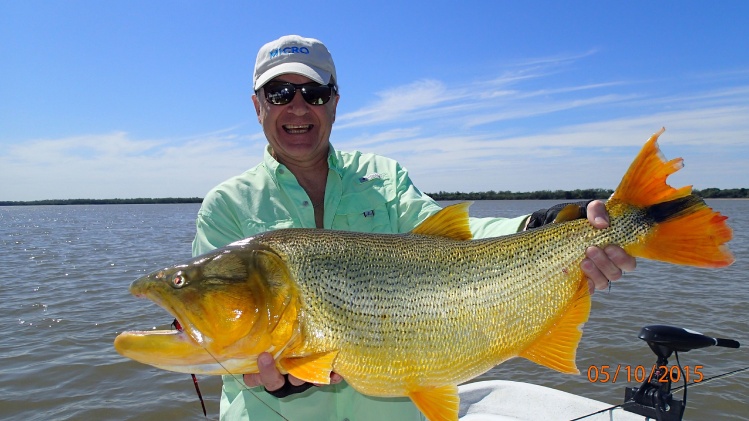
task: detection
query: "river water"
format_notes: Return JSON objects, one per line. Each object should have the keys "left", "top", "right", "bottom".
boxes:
{"left": 1, "top": 200, "right": 746, "bottom": 420}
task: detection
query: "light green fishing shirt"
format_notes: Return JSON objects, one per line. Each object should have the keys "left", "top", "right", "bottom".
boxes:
{"left": 192, "top": 144, "right": 529, "bottom": 421}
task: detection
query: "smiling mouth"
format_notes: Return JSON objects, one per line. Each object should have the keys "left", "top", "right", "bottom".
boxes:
{"left": 283, "top": 124, "right": 313, "bottom": 134}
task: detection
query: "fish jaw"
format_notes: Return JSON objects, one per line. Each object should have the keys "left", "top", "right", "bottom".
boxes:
{"left": 113, "top": 329, "right": 259, "bottom": 375}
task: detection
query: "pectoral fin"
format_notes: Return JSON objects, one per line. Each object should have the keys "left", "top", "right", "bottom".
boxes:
{"left": 279, "top": 350, "right": 339, "bottom": 384}
{"left": 408, "top": 385, "right": 459, "bottom": 421}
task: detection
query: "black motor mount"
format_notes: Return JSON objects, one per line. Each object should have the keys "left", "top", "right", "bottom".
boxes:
{"left": 622, "top": 325, "right": 739, "bottom": 421}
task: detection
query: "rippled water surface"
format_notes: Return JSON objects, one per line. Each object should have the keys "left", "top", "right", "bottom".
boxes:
{"left": 1, "top": 201, "right": 746, "bottom": 420}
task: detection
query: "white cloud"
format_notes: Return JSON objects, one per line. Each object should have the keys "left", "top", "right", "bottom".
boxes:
{"left": 0, "top": 130, "right": 265, "bottom": 201}
{"left": 330, "top": 79, "right": 749, "bottom": 194}
{"left": 335, "top": 71, "right": 636, "bottom": 132}
{"left": 3, "top": 56, "right": 749, "bottom": 201}
{"left": 335, "top": 79, "right": 458, "bottom": 129}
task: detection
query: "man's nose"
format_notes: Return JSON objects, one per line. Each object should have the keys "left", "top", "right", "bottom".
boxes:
{"left": 286, "top": 91, "right": 309, "bottom": 115}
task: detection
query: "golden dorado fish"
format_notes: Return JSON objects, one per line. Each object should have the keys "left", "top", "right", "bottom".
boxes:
{"left": 114, "top": 129, "right": 733, "bottom": 421}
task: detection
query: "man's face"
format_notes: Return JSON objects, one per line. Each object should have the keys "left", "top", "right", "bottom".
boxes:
{"left": 252, "top": 73, "right": 339, "bottom": 167}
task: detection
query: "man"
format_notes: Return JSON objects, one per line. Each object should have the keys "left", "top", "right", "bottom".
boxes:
{"left": 193, "top": 35, "right": 635, "bottom": 421}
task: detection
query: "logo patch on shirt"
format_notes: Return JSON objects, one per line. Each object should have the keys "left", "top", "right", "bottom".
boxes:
{"left": 362, "top": 210, "right": 375, "bottom": 218}
{"left": 359, "top": 173, "right": 384, "bottom": 183}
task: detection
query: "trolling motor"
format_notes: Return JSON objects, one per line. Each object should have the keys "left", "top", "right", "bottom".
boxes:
{"left": 622, "top": 325, "right": 740, "bottom": 421}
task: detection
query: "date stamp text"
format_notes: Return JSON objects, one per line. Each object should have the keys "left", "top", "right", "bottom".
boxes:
{"left": 586, "top": 364, "right": 704, "bottom": 383}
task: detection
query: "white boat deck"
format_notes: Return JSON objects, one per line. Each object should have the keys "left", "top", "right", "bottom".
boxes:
{"left": 458, "top": 380, "right": 646, "bottom": 421}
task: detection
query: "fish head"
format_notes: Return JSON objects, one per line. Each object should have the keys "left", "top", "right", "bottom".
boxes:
{"left": 114, "top": 240, "right": 302, "bottom": 375}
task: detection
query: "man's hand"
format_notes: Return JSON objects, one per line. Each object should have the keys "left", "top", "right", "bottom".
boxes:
{"left": 243, "top": 352, "right": 343, "bottom": 397}
{"left": 582, "top": 200, "right": 637, "bottom": 293}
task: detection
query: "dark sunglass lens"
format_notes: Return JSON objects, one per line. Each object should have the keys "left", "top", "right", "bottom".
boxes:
{"left": 265, "top": 84, "right": 295, "bottom": 105}
{"left": 300, "top": 85, "right": 332, "bottom": 105}
{"left": 264, "top": 83, "right": 332, "bottom": 105}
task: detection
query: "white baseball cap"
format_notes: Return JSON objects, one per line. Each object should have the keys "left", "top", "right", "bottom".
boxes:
{"left": 253, "top": 35, "right": 337, "bottom": 91}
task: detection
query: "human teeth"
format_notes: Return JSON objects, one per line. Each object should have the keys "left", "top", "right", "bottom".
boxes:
{"left": 284, "top": 124, "right": 311, "bottom": 133}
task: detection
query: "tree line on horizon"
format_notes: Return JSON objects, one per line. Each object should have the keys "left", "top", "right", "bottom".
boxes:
{"left": 1, "top": 188, "right": 747, "bottom": 206}
{"left": 0, "top": 197, "right": 204, "bottom": 206}
{"left": 430, "top": 187, "right": 748, "bottom": 200}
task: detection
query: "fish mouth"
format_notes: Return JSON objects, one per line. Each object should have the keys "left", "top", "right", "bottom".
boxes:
{"left": 117, "top": 328, "right": 186, "bottom": 339}
{"left": 113, "top": 325, "right": 205, "bottom": 371}
{"left": 114, "top": 324, "right": 259, "bottom": 375}
{"left": 117, "top": 282, "right": 212, "bottom": 372}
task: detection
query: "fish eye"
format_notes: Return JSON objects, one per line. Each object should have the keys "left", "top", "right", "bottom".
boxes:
{"left": 172, "top": 273, "right": 186, "bottom": 288}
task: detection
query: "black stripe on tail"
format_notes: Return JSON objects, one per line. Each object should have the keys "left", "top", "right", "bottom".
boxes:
{"left": 646, "top": 195, "right": 705, "bottom": 224}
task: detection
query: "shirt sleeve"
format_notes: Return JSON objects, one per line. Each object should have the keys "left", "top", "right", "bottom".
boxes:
{"left": 391, "top": 162, "right": 443, "bottom": 233}
{"left": 390, "top": 161, "right": 530, "bottom": 238}
{"left": 192, "top": 191, "right": 246, "bottom": 257}
{"left": 468, "top": 214, "right": 530, "bottom": 238}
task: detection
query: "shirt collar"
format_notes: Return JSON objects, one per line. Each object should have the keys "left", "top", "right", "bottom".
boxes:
{"left": 327, "top": 144, "right": 344, "bottom": 179}
{"left": 263, "top": 143, "right": 344, "bottom": 180}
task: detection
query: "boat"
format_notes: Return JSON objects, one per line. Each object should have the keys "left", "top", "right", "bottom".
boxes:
{"left": 458, "top": 380, "right": 643, "bottom": 420}
{"left": 458, "top": 325, "right": 741, "bottom": 421}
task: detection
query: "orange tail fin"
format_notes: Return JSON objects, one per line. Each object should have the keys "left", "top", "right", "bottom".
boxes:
{"left": 611, "top": 128, "right": 734, "bottom": 268}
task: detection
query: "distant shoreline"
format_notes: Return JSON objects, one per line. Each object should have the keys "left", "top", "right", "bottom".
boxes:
{"left": 0, "top": 197, "right": 204, "bottom": 206}
{"left": 2, "top": 188, "right": 747, "bottom": 206}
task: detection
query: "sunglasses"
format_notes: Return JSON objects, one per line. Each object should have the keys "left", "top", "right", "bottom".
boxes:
{"left": 261, "top": 82, "right": 336, "bottom": 106}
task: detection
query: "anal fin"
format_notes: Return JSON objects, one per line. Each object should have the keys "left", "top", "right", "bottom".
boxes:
{"left": 408, "top": 385, "right": 459, "bottom": 421}
{"left": 519, "top": 280, "right": 591, "bottom": 374}
{"left": 278, "top": 350, "right": 338, "bottom": 384}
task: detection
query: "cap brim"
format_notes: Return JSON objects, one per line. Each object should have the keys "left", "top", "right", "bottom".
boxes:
{"left": 254, "top": 63, "right": 332, "bottom": 90}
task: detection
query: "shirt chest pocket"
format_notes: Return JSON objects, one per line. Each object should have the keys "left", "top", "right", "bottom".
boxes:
{"left": 243, "top": 218, "right": 296, "bottom": 236}
{"left": 333, "top": 180, "right": 395, "bottom": 233}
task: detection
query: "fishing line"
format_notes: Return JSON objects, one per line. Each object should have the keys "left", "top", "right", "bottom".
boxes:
{"left": 568, "top": 365, "right": 749, "bottom": 421}
{"left": 675, "top": 351, "right": 687, "bottom": 415}
{"left": 567, "top": 403, "right": 626, "bottom": 420}
{"left": 171, "top": 318, "right": 291, "bottom": 421}
{"left": 213, "top": 358, "right": 292, "bottom": 421}
{"left": 201, "top": 344, "right": 291, "bottom": 421}
{"left": 171, "top": 319, "right": 207, "bottom": 417}
{"left": 201, "top": 337, "right": 291, "bottom": 421}
{"left": 671, "top": 365, "right": 749, "bottom": 392}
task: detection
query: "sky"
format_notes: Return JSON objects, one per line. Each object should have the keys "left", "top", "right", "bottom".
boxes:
{"left": 2, "top": 1, "right": 748, "bottom": 201}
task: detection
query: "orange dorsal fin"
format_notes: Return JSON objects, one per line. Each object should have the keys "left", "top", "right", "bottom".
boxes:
{"left": 611, "top": 128, "right": 692, "bottom": 207}
{"left": 411, "top": 202, "right": 473, "bottom": 240}
{"left": 553, "top": 204, "right": 586, "bottom": 223}
{"left": 408, "top": 385, "right": 459, "bottom": 421}
{"left": 609, "top": 128, "right": 734, "bottom": 268}
{"left": 519, "top": 280, "right": 591, "bottom": 374}
{"left": 278, "top": 350, "right": 338, "bottom": 384}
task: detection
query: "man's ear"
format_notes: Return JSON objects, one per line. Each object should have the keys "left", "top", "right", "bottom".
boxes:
{"left": 331, "top": 94, "right": 340, "bottom": 123}
{"left": 252, "top": 94, "right": 262, "bottom": 122}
